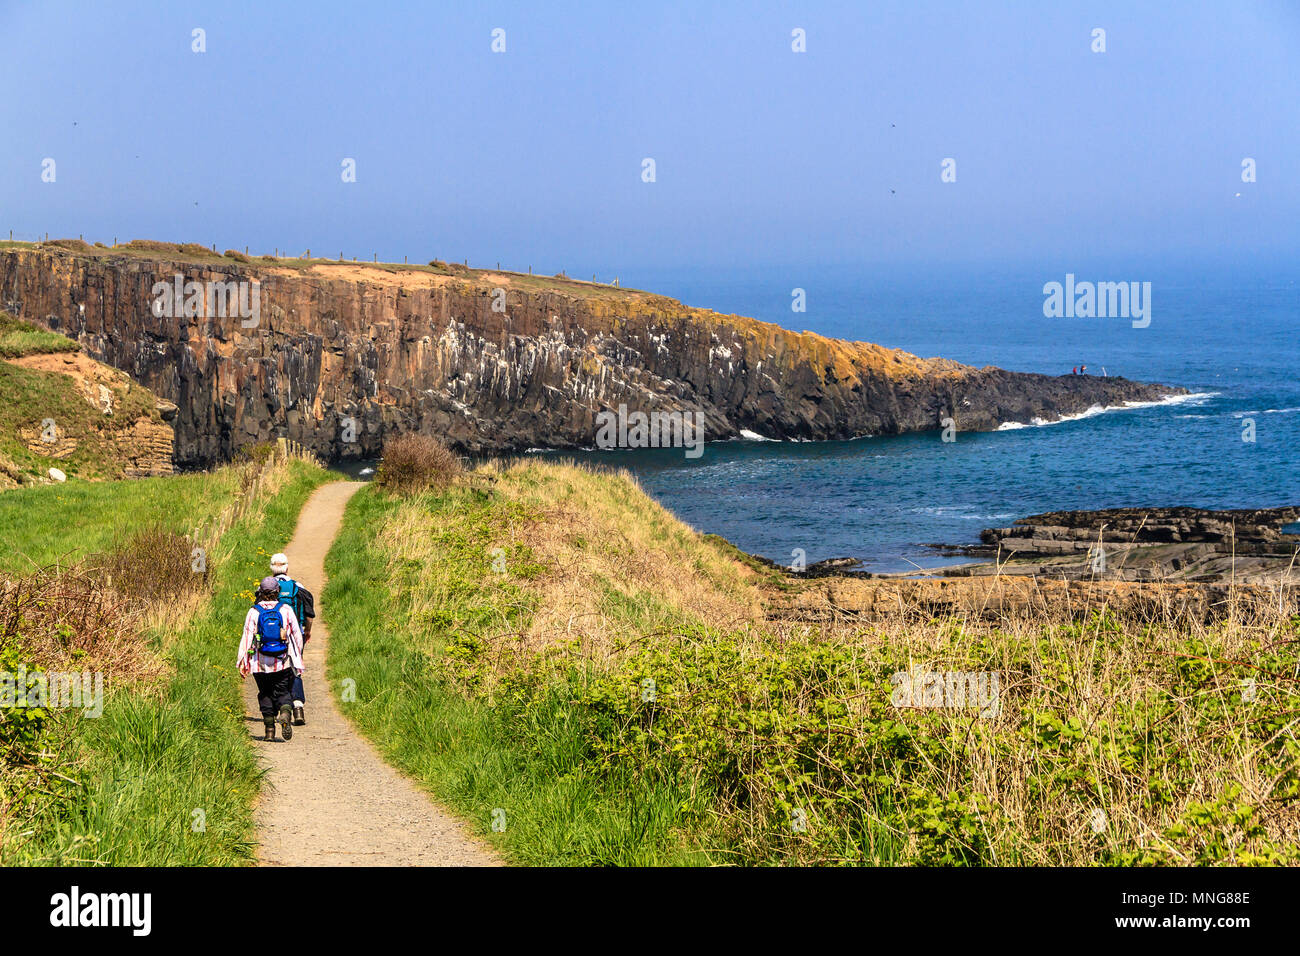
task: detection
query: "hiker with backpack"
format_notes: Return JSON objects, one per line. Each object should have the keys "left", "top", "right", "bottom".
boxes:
{"left": 237, "top": 576, "right": 305, "bottom": 741}
{"left": 270, "top": 553, "right": 314, "bottom": 725}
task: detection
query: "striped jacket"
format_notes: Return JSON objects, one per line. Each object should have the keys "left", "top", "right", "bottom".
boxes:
{"left": 237, "top": 601, "right": 305, "bottom": 675}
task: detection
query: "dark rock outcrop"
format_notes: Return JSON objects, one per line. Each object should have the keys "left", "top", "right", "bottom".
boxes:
{"left": 934, "top": 506, "right": 1300, "bottom": 583}
{"left": 979, "top": 506, "right": 1300, "bottom": 556}
{"left": 0, "top": 245, "right": 1185, "bottom": 468}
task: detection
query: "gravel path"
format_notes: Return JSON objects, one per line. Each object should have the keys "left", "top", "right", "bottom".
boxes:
{"left": 242, "top": 480, "right": 499, "bottom": 866}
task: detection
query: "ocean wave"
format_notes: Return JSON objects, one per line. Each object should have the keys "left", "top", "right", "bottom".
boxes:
{"left": 998, "top": 391, "right": 1219, "bottom": 430}
{"left": 911, "top": 506, "right": 1019, "bottom": 521}
{"left": 1232, "top": 407, "right": 1300, "bottom": 418}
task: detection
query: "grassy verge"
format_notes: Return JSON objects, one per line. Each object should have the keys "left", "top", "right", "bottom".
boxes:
{"left": 2, "top": 458, "right": 336, "bottom": 864}
{"left": 326, "top": 458, "right": 1300, "bottom": 866}
{"left": 0, "top": 470, "right": 242, "bottom": 572}
{"left": 324, "top": 467, "right": 727, "bottom": 865}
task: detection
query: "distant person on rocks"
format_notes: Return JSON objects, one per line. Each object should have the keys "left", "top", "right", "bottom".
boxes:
{"left": 1080, "top": 365, "right": 1087, "bottom": 375}
{"left": 271, "top": 552, "right": 314, "bottom": 725}
{"left": 1072, "top": 367, "right": 1078, "bottom": 375}
{"left": 238, "top": 576, "right": 305, "bottom": 742}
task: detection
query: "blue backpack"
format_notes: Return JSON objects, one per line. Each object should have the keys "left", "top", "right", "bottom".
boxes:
{"left": 254, "top": 603, "right": 289, "bottom": 657}
{"left": 277, "top": 578, "right": 304, "bottom": 624}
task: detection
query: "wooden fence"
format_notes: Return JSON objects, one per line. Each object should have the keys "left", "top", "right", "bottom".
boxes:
{"left": 188, "top": 438, "right": 323, "bottom": 557}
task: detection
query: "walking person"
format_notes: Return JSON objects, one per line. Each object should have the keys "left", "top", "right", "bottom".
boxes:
{"left": 238, "top": 576, "right": 305, "bottom": 741}
{"left": 270, "top": 553, "right": 314, "bottom": 724}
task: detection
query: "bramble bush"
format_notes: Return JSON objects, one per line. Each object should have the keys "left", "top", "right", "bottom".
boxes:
{"left": 374, "top": 434, "right": 462, "bottom": 495}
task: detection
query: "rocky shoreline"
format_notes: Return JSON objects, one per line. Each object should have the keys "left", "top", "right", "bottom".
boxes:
{"left": 937, "top": 505, "right": 1300, "bottom": 584}
{"left": 767, "top": 505, "right": 1300, "bottom": 586}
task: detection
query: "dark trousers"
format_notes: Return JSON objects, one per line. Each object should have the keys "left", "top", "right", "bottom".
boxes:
{"left": 253, "top": 669, "right": 296, "bottom": 718}
{"left": 291, "top": 672, "right": 305, "bottom": 704}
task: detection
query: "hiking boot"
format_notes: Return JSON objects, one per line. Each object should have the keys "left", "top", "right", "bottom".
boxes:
{"left": 293, "top": 705, "right": 305, "bottom": 725}
{"left": 278, "top": 704, "right": 294, "bottom": 741}
{"left": 263, "top": 718, "right": 276, "bottom": 741}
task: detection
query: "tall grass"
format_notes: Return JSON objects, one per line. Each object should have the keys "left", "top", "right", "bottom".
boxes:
{"left": 3, "top": 460, "right": 336, "bottom": 864}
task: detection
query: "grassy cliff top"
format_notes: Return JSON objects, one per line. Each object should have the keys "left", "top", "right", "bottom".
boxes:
{"left": 0, "top": 311, "right": 170, "bottom": 487}
{"left": 1, "top": 239, "right": 961, "bottom": 380}
{"left": 0, "top": 237, "right": 662, "bottom": 303}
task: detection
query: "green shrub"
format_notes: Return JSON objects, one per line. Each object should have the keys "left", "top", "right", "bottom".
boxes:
{"left": 232, "top": 441, "right": 278, "bottom": 466}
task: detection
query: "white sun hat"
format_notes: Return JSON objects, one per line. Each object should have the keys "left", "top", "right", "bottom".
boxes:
{"left": 270, "top": 553, "right": 289, "bottom": 573}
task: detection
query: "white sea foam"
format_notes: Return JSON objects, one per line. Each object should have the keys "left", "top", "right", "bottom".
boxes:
{"left": 739, "top": 428, "right": 773, "bottom": 441}
{"left": 1232, "top": 407, "right": 1300, "bottom": 418}
{"left": 998, "top": 391, "right": 1218, "bottom": 430}
{"left": 912, "top": 506, "right": 1018, "bottom": 521}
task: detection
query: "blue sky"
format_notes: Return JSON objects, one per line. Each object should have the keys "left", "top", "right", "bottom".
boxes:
{"left": 3, "top": 0, "right": 1297, "bottom": 280}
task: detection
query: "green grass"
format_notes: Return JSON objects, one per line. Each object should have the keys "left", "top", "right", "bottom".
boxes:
{"left": 0, "top": 470, "right": 242, "bottom": 572}
{"left": 5, "top": 460, "right": 337, "bottom": 865}
{"left": 324, "top": 484, "right": 714, "bottom": 865}
{"left": 0, "top": 313, "right": 78, "bottom": 358}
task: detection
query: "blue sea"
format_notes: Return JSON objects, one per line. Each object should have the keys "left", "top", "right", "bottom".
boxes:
{"left": 538, "top": 264, "right": 1300, "bottom": 572}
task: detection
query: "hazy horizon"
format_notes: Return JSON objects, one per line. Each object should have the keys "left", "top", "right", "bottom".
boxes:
{"left": 3, "top": 0, "right": 1298, "bottom": 283}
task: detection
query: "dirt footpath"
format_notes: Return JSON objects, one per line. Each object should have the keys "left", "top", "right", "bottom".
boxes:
{"left": 242, "top": 480, "right": 499, "bottom": 866}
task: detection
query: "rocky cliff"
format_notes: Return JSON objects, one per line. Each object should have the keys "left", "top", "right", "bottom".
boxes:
{"left": 0, "top": 243, "right": 1184, "bottom": 468}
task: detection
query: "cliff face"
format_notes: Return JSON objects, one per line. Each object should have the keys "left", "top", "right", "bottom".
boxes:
{"left": 0, "top": 245, "right": 1183, "bottom": 467}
